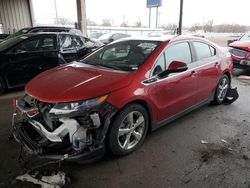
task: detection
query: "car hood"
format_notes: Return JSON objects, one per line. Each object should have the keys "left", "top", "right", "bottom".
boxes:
{"left": 230, "top": 41, "right": 250, "bottom": 51}
{"left": 25, "top": 62, "right": 134, "bottom": 103}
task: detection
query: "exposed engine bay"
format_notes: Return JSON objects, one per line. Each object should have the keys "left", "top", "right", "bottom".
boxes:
{"left": 12, "top": 94, "right": 117, "bottom": 160}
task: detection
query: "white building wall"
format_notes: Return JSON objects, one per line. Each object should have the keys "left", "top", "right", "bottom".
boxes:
{"left": 0, "top": 0, "right": 32, "bottom": 34}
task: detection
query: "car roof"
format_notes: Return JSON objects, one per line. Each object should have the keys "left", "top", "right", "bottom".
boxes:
{"left": 116, "top": 35, "right": 174, "bottom": 42}
{"left": 116, "top": 35, "right": 217, "bottom": 46}
{"left": 30, "top": 26, "right": 73, "bottom": 30}
{"left": 171, "top": 35, "right": 219, "bottom": 47}
{"left": 17, "top": 32, "right": 84, "bottom": 38}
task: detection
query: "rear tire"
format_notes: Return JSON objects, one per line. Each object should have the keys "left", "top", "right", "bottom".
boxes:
{"left": 108, "top": 104, "right": 149, "bottom": 156}
{"left": 0, "top": 76, "right": 6, "bottom": 95}
{"left": 213, "top": 74, "right": 230, "bottom": 104}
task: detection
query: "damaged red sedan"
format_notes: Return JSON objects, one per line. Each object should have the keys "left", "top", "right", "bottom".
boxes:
{"left": 230, "top": 32, "right": 250, "bottom": 69}
{"left": 12, "top": 36, "right": 236, "bottom": 162}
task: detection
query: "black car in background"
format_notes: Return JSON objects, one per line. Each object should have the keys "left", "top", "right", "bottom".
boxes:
{"left": 0, "top": 32, "right": 103, "bottom": 94}
{"left": 98, "top": 33, "right": 130, "bottom": 44}
{"left": 4, "top": 26, "right": 85, "bottom": 41}
{"left": 0, "top": 34, "right": 9, "bottom": 43}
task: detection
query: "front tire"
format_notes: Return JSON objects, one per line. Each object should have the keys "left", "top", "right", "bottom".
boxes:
{"left": 213, "top": 74, "right": 230, "bottom": 104}
{"left": 108, "top": 104, "right": 149, "bottom": 156}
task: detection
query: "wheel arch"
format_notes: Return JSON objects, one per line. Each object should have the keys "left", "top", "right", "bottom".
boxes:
{"left": 117, "top": 99, "right": 153, "bottom": 131}
{"left": 223, "top": 71, "right": 231, "bottom": 84}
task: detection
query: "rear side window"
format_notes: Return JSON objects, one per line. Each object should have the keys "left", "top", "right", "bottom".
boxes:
{"left": 61, "top": 35, "right": 73, "bottom": 49}
{"left": 72, "top": 36, "right": 83, "bottom": 48}
{"left": 193, "top": 42, "right": 216, "bottom": 60}
{"left": 19, "top": 38, "right": 40, "bottom": 51}
{"left": 60, "top": 35, "right": 87, "bottom": 51}
{"left": 164, "top": 42, "right": 192, "bottom": 67}
{"left": 60, "top": 35, "right": 78, "bottom": 52}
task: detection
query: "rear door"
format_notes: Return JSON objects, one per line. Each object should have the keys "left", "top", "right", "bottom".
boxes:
{"left": 191, "top": 41, "right": 220, "bottom": 103}
{"left": 5, "top": 35, "right": 58, "bottom": 87}
{"left": 150, "top": 42, "right": 199, "bottom": 122}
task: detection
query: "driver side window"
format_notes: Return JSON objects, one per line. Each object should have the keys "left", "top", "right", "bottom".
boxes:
{"left": 152, "top": 54, "right": 166, "bottom": 76}
{"left": 165, "top": 42, "right": 192, "bottom": 68}
{"left": 16, "top": 38, "right": 40, "bottom": 52}
{"left": 152, "top": 42, "right": 191, "bottom": 76}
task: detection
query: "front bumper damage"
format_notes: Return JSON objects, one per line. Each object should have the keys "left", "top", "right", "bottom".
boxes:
{"left": 11, "top": 95, "right": 117, "bottom": 162}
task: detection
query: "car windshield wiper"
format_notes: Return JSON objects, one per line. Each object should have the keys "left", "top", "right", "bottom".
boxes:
{"left": 94, "top": 63, "right": 123, "bottom": 70}
{"left": 81, "top": 60, "right": 123, "bottom": 71}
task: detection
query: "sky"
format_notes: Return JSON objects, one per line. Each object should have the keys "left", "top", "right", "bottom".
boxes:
{"left": 32, "top": 0, "right": 250, "bottom": 27}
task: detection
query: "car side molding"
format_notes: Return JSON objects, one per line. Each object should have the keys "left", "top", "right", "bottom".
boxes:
{"left": 151, "top": 94, "right": 214, "bottom": 131}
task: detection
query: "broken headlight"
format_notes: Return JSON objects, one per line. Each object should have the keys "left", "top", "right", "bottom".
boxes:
{"left": 49, "top": 95, "right": 108, "bottom": 115}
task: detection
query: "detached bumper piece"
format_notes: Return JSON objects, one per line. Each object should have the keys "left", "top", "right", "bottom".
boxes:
{"left": 13, "top": 122, "right": 43, "bottom": 154}
{"left": 224, "top": 87, "right": 239, "bottom": 105}
{"left": 12, "top": 95, "right": 117, "bottom": 161}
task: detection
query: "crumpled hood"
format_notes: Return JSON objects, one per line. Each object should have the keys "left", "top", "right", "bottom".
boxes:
{"left": 25, "top": 62, "right": 134, "bottom": 103}
{"left": 230, "top": 41, "right": 250, "bottom": 52}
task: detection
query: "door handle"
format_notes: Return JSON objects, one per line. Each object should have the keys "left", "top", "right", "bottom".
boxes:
{"left": 214, "top": 62, "right": 219, "bottom": 67}
{"left": 191, "top": 70, "right": 198, "bottom": 77}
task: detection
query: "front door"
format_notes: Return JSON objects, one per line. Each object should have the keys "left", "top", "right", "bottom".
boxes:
{"left": 149, "top": 42, "right": 198, "bottom": 122}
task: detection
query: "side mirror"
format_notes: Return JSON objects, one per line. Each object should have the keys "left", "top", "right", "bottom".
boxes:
{"left": 158, "top": 61, "right": 188, "bottom": 79}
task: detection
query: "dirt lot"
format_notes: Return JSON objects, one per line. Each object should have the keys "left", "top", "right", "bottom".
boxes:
{"left": 0, "top": 69, "right": 250, "bottom": 188}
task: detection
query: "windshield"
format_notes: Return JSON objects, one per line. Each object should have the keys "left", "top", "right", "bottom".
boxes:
{"left": 0, "top": 35, "right": 28, "bottom": 52}
{"left": 81, "top": 40, "right": 162, "bottom": 71}
{"left": 239, "top": 33, "right": 250, "bottom": 42}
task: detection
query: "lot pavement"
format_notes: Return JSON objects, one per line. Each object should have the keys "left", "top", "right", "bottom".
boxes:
{"left": 1, "top": 70, "right": 250, "bottom": 188}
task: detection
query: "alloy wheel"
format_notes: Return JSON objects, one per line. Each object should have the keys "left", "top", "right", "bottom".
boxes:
{"left": 117, "top": 111, "right": 145, "bottom": 150}
{"left": 217, "top": 77, "right": 229, "bottom": 101}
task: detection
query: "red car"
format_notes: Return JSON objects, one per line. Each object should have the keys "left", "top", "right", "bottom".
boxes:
{"left": 12, "top": 36, "right": 235, "bottom": 161}
{"left": 230, "top": 32, "right": 250, "bottom": 68}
